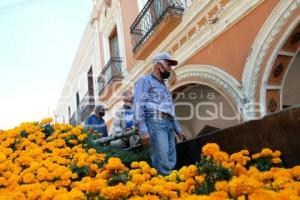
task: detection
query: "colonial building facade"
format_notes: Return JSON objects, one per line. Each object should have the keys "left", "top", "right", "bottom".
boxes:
{"left": 55, "top": 0, "right": 300, "bottom": 139}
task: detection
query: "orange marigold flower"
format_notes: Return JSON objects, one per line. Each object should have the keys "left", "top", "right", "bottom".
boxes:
{"left": 260, "top": 148, "right": 273, "bottom": 157}
{"left": 202, "top": 143, "right": 220, "bottom": 157}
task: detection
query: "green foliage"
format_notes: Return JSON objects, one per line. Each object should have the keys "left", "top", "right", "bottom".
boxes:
{"left": 81, "top": 129, "right": 151, "bottom": 167}
{"left": 43, "top": 124, "right": 54, "bottom": 138}
{"left": 97, "top": 146, "right": 151, "bottom": 167}
{"left": 195, "top": 181, "right": 215, "bottom": 195}
{"left": 195, "top": 155, "right": 232, "bottom": 195}
{"left": 254, "top": 157, "right": 273, "bottom": 172}
{"left": 197, "top": 155, "right": 232, "bottom": 182}
{"left": 20, "top": 131, "right": 28, "bottom": 138}
{"left": 64, "top": 134, "right": 78, "bottom": 148}
{"left": 70, "top": 164, "right": 90, "bottom": 181}
{"left": 108, "top": 172, "right": 129, "bottom": 186}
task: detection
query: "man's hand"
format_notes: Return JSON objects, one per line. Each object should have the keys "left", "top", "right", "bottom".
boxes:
{"left": 177, "top": 132, "right": 186, "bottom": 142}
{"left": 140, "top": 133, "right": 150, "bottom": 146}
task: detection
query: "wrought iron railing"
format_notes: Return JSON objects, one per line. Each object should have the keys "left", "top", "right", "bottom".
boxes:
{"left": 78, "top": 91, "right": 95, "bottom": 121}
{"left": 130, "top": 0, "right": 185, "bottom": 53}
{"left": 69, "top": 111, "right": 78, "bottom": 126}
{"left": 98, "top": 57, "right": 123, "bottom": 95}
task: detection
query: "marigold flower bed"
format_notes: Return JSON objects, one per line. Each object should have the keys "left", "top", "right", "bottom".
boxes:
{"left": 0, "top": 118, "right": 299, "bottom": 199}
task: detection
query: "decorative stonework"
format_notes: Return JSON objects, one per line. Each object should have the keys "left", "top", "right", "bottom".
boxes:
{"left": 273, "top": 63, "right": 284, "bottom": 78}
{"left": 243, "top": 0, "right": 300, "bottom": 116}
{"left": 173, "top": 65, "right": 248, "bottom": 120}
{"left": 268, "top": 98, "right": 277, "bottom": 113}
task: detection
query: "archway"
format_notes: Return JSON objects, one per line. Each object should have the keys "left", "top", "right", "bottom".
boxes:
{"left": 261, "top": 23, "right": 300, "bottom": 114}
{"left": 242, "top": 0, "right": 300, "bottom": 116}
{"left": 172, "top": 84, "right": 241, "bottom": 139}
{"left": 169, "top": 65, "right": 246, "bottom": 139}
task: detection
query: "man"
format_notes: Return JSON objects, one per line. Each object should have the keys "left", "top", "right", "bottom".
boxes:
{"left": 111, "top": 90, "right": 140, "bottom": 149}
{"left": 84, "top": 105, "right": 108, "bottom": 137}
{"left": 133, "top": 52, "right": 186, "bottom": 175}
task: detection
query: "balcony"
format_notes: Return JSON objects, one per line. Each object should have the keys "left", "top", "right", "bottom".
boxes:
{"left": 78, "top": 92, "right": 95, "bottom": 122}
{"left": 98, "top": 57, "right": 123, "bottom": 99}
{"left": 69, "top": 111, "right": 78, "bottom": 126}
{"left": 130, "top": 0, "right": 184, "bottom": 60}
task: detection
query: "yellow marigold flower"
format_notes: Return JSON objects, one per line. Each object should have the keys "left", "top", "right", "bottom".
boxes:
{"left": 37, "top": 167, "right": 48, "bottom": 181}
{"left": 71, "top": 127, "right": 81, "bottom": 136}
{"left": 88, "top": 148, "right": 96, "bottom": 154}
{"left": 101, "top": 183, "right": 130, "bottom": 200}
{"left": 106, "top": 157, "right": 126, "bottom": 171}
{"left": 77, "top": 160, "right": 86, "bottom": 168}
{"left": 248, "top": 189, "right": 277, "bottom": 200}
{"left": 185, "top": 165, "right": 198, "bottom": 179}
{"left": 215, "top": 181, "right": 229, "bottom": 192}
{"left": 97, "top": 170, "right": 111, "bottom": 179}
{"left": 61, "top": 170, "right": 72, "bottom": 181}
{"left": 143, "top": 173, "right": 151, "bottom": 180}
{"left": 0, "top": 152, "right": 7, "bottom": 163}
{"left": 138, "top": 161, "right": 148, "bottom": 168}
{"left": 229, "top": 175, "right": 262, "bottom": 197}
{"left": 150, "top": 168, "right": 157, "bottom": 176}
{"left": 272, "top": 157, "right": 282, "bottom": 164}
{"left": 141, "top": 164, "right": 151, "bottom": 174}
{"left": 131, "top": 174, "right": 145, "bottom": 184}
{"left": 131, "top": 161, "right": 139, "bottom": 169}
{"left": 252, "top": 153, "right": 261, "bottom": 160}
{"left": 72, "top": 173, "right": 78, "bottom": 179}
{"left": 272, "top": 150, "right": 281, "bottom": 158}
{"left": 260, "top": 148, "right": 273, "bottom": 157}
{"left": 90, "top": 164, "right": 98, "bottom": 171}
{"left": 69, "top": 139, "right": 78, "bottom": 145}
{"left": 165, "top": 171, "right": 178, "bottom": 182}
{"left": 78, "top": 134, "right": 86, "bottom": 141}
{"left": 195, "top": 175, "right": 205, "bottom": 185}
{"left": 210, "top": 191, "right": 229, "bottom": 199}
{"left": 290, "top": 166, "right": 300, "bottom": 180}
{"left": 23, "top": 173, "right": 35, "bottom": 184}
{"left": 41, "top": 118, "right": 53, "bottom": 125}
{"left": 0, "top": 177, "right": 6, "bottom": 186}
{"left": 233, "top": 163, "right": 248, "bottom": 176}
{"left": 213, "top": 151, "right": 229, "bottom": 163}
{"left": 87, "top": 179, "right": 107, "bottom": 193}
{"left": 202, "top": 143, "right": 220, "bottom": 156}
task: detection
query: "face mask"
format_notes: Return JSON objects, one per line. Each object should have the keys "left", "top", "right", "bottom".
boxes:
{"left": 97, "top": 111, "right": 105, "bottom": 117}
{"left": 159, "top": 64, "right": 171, "bottom": 79}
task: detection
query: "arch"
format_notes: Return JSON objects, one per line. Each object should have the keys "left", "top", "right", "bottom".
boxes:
{"left": 260, "top": 20, "right": 300, "bottom": 115}
{"left": 242, "top": 0, "right": 300, "bottom": 116}
{"left": 171, "top": 64, "right": 247, "bottom": 121}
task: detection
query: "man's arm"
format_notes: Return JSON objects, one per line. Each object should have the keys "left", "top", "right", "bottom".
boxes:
{"left": 133, "top": 77, "right": 150, "bottom": 145}
{"left": 173, "top": 118, "right": 186, "bottom": 141}
{"left": 133, "top": 77, "right": 149, "bottom": 134}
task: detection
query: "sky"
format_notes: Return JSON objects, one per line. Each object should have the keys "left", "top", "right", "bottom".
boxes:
{"left": 0, "top": 0, "right": 93, "bottom": 130}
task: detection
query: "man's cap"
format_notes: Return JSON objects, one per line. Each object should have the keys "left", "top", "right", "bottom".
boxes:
{"left": 153, "top": 52, "right": 178, "bottom": 66}
{"left": 95, "top": 105, "right": 107, "bottom": 111}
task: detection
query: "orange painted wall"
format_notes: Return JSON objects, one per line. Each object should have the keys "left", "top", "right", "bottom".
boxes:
{"left": 119, "top": 0, "right": 139, "bottom": 71}
{"left": 185, "top": 0, "right": 279, "bottom": 82}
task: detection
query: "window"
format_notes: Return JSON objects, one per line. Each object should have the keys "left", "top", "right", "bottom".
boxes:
{"left": 87, "top": 67, "right": 94, "bottom": 97}
{"left": 109, "top": 27, "right": 120, "bottom": 58}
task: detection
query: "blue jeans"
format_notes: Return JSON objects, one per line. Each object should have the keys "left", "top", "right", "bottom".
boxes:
{"left": 145, "top": 117, "right": 176, "bottom": 175}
